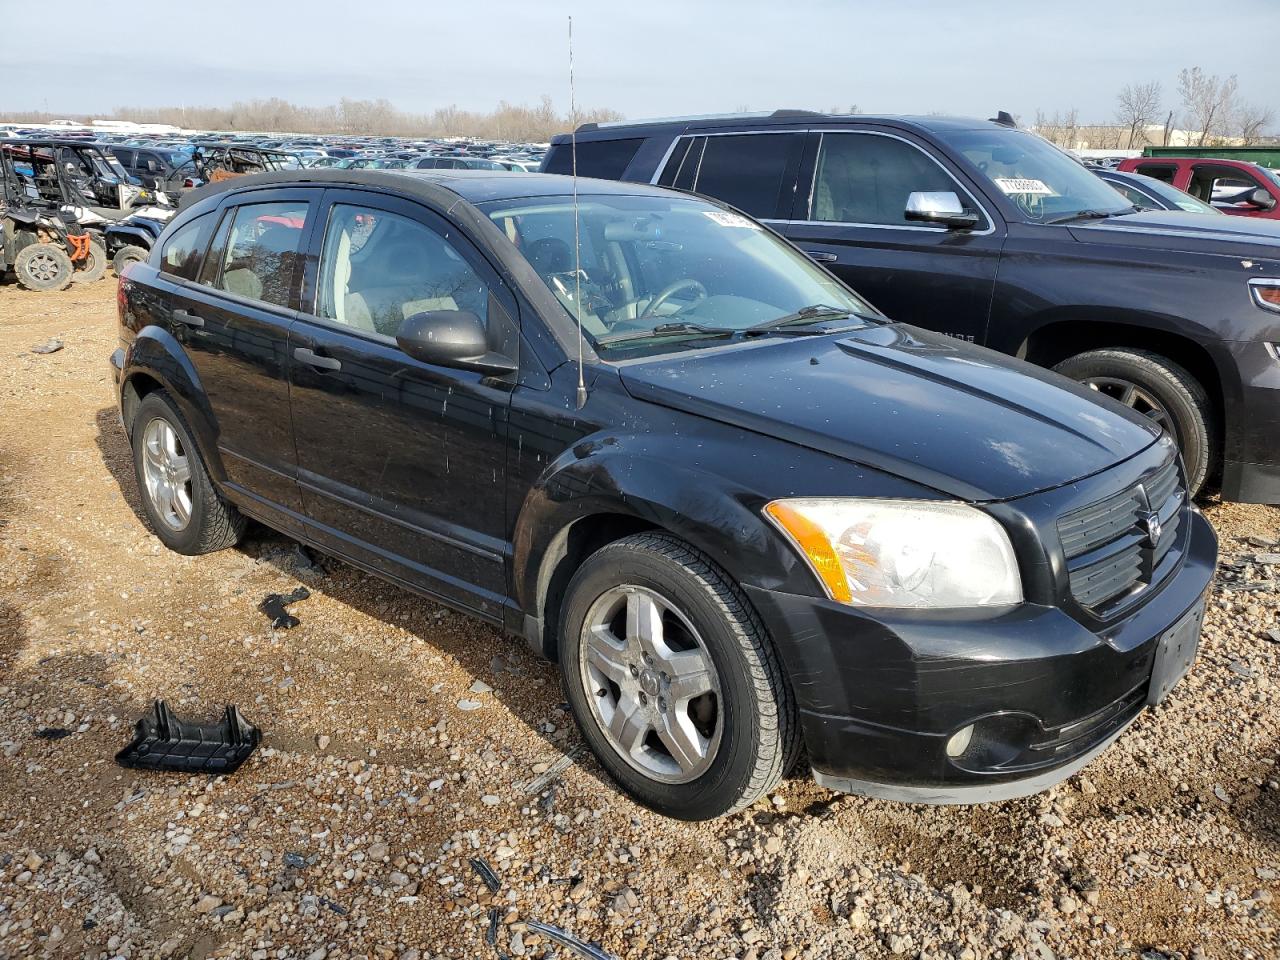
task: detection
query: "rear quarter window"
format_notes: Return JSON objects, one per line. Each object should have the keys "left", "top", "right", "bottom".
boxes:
{"left": 159, "top": 213, "right": 214, "bottom": 282}
{"left": 543, "top": 138, "right": 644, "bottom": 179}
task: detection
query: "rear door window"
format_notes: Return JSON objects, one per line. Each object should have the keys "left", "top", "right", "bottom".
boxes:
{"left": 1134, "top": 163, "right": 1177, "bottom": 184}
{"left": 211, "top": 201, "right": 310, "bottom": 308}
{"left": 689, "top": 133, "right": 804, "bottom": 219}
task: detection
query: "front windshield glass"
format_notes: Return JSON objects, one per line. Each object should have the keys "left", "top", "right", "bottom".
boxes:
{"left": 481, "top": 194, "right": 878, "bottom": 356}
{"left": 944, "top": 129, "right": 1134, "bottom": 223}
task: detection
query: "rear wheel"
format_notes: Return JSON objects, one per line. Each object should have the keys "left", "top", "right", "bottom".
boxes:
{"left": 1054, "top": 348, "right": 1214, "bottom": 495}
{"left": 559, "top": 532, "right": 797, "bottom": 820}
{"left": 14, "top": 243, "right": 73, "bottom": 292}
{"left": 130, "top": 391, "right": 245, "bottom": 555}
{"left": 112, "top": 244, "right": 148, "bottom": 275}
{"left": 71, "top": 240, "right": 108, "bottom": 284}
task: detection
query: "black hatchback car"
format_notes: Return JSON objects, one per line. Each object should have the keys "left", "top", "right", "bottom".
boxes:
{"left": 111, "top": 170, "right": 1215, "bottom": 819}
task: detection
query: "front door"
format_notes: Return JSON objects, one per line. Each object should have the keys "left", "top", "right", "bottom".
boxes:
{"left": 782, "top": 129, "right": 1005, "bottom": 345}
{"left": 289, "top": 189, "right": 517, "bottom": 618}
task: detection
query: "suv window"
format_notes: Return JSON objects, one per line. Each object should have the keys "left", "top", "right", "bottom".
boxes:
{"left": 159, "top": 213, "right": 215, "bottom": 282}
{"left": 812, "top": 132, "right": 976, "bottom": 226}
{"left": 212, "top": 201, "right": 309, "bottom": 308}
{"left": 1134, "top": 163, "right": 1177, "bottom": 184}
{"left": 543, "top": 138, "right": 643, "bottom": 179}
{"left": 316, "top": 203, "right": 489, "bottom": 338}
{"left": 688, "top": 133, "right": 803, "bottom": 219}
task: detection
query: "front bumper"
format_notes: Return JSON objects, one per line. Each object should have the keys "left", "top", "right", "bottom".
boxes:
{"left": 743, "top": 507, "right": 1217, "bottom": 804}
{"left": 1218, "top": 339, "right": 1280, "bottom": 504}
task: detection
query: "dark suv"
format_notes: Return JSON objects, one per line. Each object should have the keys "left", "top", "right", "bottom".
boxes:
{"left": 111, "top": 169, "right": 1215, "bottom": 819}
{"left": 543, "top": 111, "right": 1280, "bottom": 504}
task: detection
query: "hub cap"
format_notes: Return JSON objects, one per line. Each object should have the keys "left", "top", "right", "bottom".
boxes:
{"left": 579, "top": 586, "right": 721, "bottom": 783}
{"left": 1083, "top": 377, "right": 1173, "bottom": 434}
{"left": 141, "top": 417, "right": 192, "bottom": 531}
{"left": 25, "top": 251, "right": 61, "bottom": 283}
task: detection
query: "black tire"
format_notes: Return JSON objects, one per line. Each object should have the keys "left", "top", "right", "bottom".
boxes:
{"left": 112, "top": 244, "right": 148, "bottom": 275}
{"left": 14, "top": 243, "right": 73, "bottom": 292}
{"left": 71, "top": 240, "right": 108, "bottom": 284}
{"left": 1054, "top": 348, "right": 1215, "bottom": 496}
{"left": 130, "top": 391, "right": 245, "bottom": 555}
{"left": 559, "top": 532, "right": 798, "bottom": 820}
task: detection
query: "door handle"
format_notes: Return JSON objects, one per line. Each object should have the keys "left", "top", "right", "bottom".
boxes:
{"left": 172, "top": 308, "right": 204, "bottom": 328}
{"left": 293, "top": 347, "right": 342, "bottom": 372}
{"left": 805, "top": 250, "right": 838, "bottom": 263}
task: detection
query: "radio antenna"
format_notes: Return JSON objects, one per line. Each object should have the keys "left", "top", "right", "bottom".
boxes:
{"left": 569, "top": 15, "right": 587, "bottom": 409}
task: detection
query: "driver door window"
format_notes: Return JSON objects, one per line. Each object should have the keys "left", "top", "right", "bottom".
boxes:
{"left": 811, "top": 133, "right": 978, "bottom": 227}
{"left": 316, "top": 203, "right": 489, "bottom": 338}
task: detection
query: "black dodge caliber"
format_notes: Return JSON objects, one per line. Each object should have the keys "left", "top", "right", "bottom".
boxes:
{"left": 110, "top": 170, "right": 1217, "bottom": 819}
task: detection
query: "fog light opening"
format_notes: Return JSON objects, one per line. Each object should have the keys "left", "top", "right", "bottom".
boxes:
{"left": 945, "top": 724, "right": 975, "bottom": 758}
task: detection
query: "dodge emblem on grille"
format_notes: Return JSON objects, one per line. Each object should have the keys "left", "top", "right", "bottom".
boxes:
{"left": 1141, "top": 511, "right": 1163, "bottom": 549}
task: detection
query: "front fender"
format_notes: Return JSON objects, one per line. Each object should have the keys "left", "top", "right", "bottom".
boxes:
{"left": 122, "top": 325, "right": 226, "bottom": 483}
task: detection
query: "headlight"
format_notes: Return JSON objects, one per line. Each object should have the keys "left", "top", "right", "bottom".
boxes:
{"left": 1249, "top": 278, "right": 1280, "bottom": 313}
{"left": 764, "top": 498, "right": 1022, "bottom": 608}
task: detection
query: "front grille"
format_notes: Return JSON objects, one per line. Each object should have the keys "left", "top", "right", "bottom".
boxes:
{"left": 1057, "top": 457, "right": 1185, "bottom": 614}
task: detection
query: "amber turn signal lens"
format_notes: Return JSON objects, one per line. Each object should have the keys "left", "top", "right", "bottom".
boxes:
{"left": 764, "top": 501, "right": 853, "bottom": 603}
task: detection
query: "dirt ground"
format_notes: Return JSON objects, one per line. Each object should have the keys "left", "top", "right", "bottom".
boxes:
{"left": 0, "top": 279, "right": 1277, "bottom": 960}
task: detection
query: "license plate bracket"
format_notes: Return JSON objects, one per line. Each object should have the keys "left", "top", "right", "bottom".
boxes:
{"left": 1148, "top": 598, "right": 1205, "bottom": 705}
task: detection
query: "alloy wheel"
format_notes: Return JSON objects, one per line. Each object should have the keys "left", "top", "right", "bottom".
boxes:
{"left": 1083, "top": 376, "right": 1173, "bottom": 434}
{"left": 141, "top": 417, "right": 193, "bottom": 531}
{"left": 579, "top": 585, "right": 722, "bottom": 783}
{"left": 25, "top": 252, "right": 62, "bottom": 284}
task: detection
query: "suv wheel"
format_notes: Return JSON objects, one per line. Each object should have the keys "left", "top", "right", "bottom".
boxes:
{"left": 1054, "top": 348, "right": 1214, "bottom": 495}
{"left": 130, "top": 391, "right": 246, "bottom": 554}
{"left": 559, "top": 532, "right": 797, "bottom": 820}
{"left": 14, "top": 243, "right": 73, "bottom": 292}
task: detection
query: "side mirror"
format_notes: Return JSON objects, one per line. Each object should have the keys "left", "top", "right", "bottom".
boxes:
{"left": 396, "top": 310, "right": 517, "bottom": 375}
{"left": 904, "top": 191, "right": 981, "bottom": 229}
{"left": 1248, "top": 187, "right": 1277, "bottom": 210}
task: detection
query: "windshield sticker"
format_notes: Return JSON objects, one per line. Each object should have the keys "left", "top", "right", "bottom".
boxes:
{"left": 993, "top": 177, "right": 1057, "bottom": 197}
{"left": 703, "top": 210, "right": 761, "bottom": 229}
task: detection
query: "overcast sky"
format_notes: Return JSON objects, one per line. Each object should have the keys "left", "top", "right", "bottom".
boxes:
{"left": 4, "top": 0, "right": 1277, "bottom": 124}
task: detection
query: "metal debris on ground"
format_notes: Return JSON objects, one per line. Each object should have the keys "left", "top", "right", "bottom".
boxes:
{"left": 34, "top": 727, "right": 72, "bottom": 740}
{"left": 485, "top": 907, "right": 499, "bottom": 946}
{"left": 524, "top": 920, "right": 618, "bottom": 960}
{"left": 522, "top": 746, "right": 584, "bottom": 795}
{"left": 30, "top": 338, "right": 63, "bottom": 354}
{"left": 258, "top": 586, "right": 311, "bottom": 629}
{"left": 115, "top": 699, "right": 261, "bottom": 774}
{"left": 468, "top": 856, "right": 501, "bottom": 893}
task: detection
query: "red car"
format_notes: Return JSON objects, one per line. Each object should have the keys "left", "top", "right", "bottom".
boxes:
{"left": 1117, "top": 156, "right": 1280, "bottom": 219}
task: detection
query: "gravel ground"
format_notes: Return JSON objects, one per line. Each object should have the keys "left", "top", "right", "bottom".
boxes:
{"left": 0, "top": 280, "right": 1277, "bottom": 960}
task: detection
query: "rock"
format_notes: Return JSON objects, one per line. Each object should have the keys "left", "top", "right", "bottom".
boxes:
{"left": 194, "top": 894, "right": 223, "bottom": 914}
{"left": 82, "top": 847, "right": 100, "bottom": 865}
{"left": 469, "top": 680, "right": 493, "bottom": 694}
{"left": 569, "top": 880, "right": 589, "bottom": 900}
{"left": 1213, "top": 785, "right": 1232, "bottom": 804}
{"left": 368, "top": 842, "right": 389, "bottom": 860}
{"left": 1227, "top": 661, "right": 1254, "bottom": 678}
{"left": 306, "top": 948, "right": 328, "bottom": 960}
{"left": 457, "top": 699, "right": 483, "bottom": 711}
{"left": 30, "top": 338, "right": 64, "bottom": 355}
{"left": 887, "top": 933, "right": 914, "bottom": 954}
{"left": 283, "top": 852, "right": 306, "bottom": 869}
{"left": 764, "top": 836, "right": 783, "bottom": 855}
{"left": 315, "top": 734, "right": 331, "bottom": 750}
{"left": 428, "top": 778, "right": 445, "bottom": 790}
{"left": 388, "top": 871, "right": 410, "bottom": 886}
{"left": 481, "top": 794, "right": 501, "bottom": 806}
{"left": 1264, "top": 629, "right": 1280, "bottom": 644}
{"left": 399, "top": 951, "right": 419, "bottom": 960}
{"left": 1058, "top": 895, "right": 1079, "bottom": 915}
{"left": 613, "top": 886, "right": 640, "bottom": 914}
{"left": 23, "top": 853, "right": 43, "bottom": 871}
{"left": 495, "top": 845, "right": 515, "bottom": 860}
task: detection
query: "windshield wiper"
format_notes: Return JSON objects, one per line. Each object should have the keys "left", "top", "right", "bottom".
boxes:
{"left": 1043, "top": 208, "right": 1134, "bottom": 225}
{"left": 596, "top": 321, "right": 738, "bottom": 349}
{"left": 743, "top": 304, "right": 859, "bottom": 335}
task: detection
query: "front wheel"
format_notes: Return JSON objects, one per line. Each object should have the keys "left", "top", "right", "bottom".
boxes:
{"left": 14, "top": 243, "right": 73, "bottom": 292}
{"left": 1054, "top": 348, "right": 1215, "bottom": 496}
{"left": 559, "top": 532, "right": 797, "bottom": 820}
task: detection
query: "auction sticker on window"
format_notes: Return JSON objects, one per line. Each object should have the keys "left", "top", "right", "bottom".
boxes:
{"left": 704, "top": 211, "right": 761, "bottom": 228}
{"left": 993, "top": 178, "right": 1056, "bottom": 196}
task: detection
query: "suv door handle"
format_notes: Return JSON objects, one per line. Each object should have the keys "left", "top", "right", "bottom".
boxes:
{"left": 805, "top": 250, "right": 838, "bottom": 263}
{"left": 172, "top": 308, "right": 204, "bottom": 328}
{"left": 293, "top": 347, "right": 342, "bottom": 372}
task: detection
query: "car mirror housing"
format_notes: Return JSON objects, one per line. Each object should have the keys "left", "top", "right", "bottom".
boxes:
{"left": 396, "top": 310, "right": 517, "bottom": 375}
{"left": 1248, "top": 187, "right": 1277, "bottom": 211}
{"left": 904, "top": 191, "right": 980, "bottom": 229}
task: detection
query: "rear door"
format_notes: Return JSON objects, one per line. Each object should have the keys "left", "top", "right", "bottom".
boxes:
{"left": 159, "top": 187, "right": 316, "bottom": 523}
{"left": 658, "top": 130, "right": 806, "bottom": 221}
{"left": 1188, "top": 162, "right": 1280, "bottom": 218}
{"left": 288, "top": 188, "right": 518, "bottom": 617}
{"left": 782, "top": 128, "right": 1004, "bottom": 343}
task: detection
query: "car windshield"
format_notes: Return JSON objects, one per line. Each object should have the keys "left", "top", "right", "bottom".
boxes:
{"left": 481, "top": 194, "right": 879, "bottom": 356}
{"left": 943, "top": 129, "right": 1134, "bottom": 223}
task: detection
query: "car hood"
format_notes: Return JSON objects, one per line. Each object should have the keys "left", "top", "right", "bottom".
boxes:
{"left": 617, "top": 324, "right": 1160, "bottom": 502}
{"left": 1069, "top": 209, "right": 1280, "bottom": 258}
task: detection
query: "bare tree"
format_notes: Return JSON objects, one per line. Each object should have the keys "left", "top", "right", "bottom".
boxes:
{"left": 1236, "top": 103, "right": 1276, "bottom": 145}
{"left": 1115, "top": 81, "right": 1162, "bottom": 148}
{"left": 1177, "top": 67, "right": 1239, "bottom": 145}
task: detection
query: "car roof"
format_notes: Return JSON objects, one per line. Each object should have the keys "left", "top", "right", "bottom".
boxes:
{"left": 186, "top": 168, "right": 681, "bottom": 207}
{"left": 552, "top": 109, "right": 1010, "bottom": 143}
